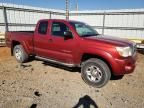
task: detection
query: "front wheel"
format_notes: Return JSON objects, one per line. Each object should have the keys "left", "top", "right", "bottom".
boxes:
{"left": 13, "top": 45, "right": 28, "bottom": 63}
{"left": 81, "top": 58, "right": 111, "bottom": 88}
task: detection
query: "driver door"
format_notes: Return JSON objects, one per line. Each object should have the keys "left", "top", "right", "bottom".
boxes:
{"left": 48, "top": 21, "right": 78, "bottom": 63}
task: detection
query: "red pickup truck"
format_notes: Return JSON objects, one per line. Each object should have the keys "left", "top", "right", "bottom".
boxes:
{"left": 6, "top": 19, "right": 137, "bottom": 88}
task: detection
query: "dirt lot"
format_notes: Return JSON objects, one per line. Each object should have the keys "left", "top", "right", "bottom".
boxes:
{"left": 0, "top": 47, "right": 144, "bottom": 108}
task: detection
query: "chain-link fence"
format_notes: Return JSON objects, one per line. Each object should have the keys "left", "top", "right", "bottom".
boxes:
{"left": 0, "top": 3, "right": 65, "bottom": 32}
{"left": 70, "top": 10, "right": 144, "bottom": 40}
{"left": 0, "top": 3, "right": 144, "bottom": 46}
{"left": 0, "top": 3, "right": 66, "bottom": 45}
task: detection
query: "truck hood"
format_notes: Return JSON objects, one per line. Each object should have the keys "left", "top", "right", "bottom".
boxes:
{"left": 83, "top": 35, "right": 134, "bottom": 47}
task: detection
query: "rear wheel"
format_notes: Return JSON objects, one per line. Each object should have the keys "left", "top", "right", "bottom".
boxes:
{"left": 13, "top": 45, "right": 28, "bottom": 63}
{"left": 81, "top": 58, "right": 111, "bottom": 88}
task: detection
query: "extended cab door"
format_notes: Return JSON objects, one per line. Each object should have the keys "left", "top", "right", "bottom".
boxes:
{"left": 48, "top": 21, "right": 78, "bottom": 64}
{"left": 34, "top": 20, "right": 54, "bottom": 57}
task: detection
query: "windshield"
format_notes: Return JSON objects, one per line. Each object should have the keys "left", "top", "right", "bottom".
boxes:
{"left": 70, "top": 22, "right": 99, "bottom": 37}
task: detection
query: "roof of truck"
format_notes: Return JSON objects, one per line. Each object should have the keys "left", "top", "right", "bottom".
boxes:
{"left": 39, "top": 19, "right": 82, "bottom": 23}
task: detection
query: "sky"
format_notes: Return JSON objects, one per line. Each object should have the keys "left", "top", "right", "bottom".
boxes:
{"left": 1, "top": 0, "right": 144, "bottom": 10}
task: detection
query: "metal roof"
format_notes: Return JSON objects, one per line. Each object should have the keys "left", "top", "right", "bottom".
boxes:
{"left": 0, "top": 3, "right": 65, "bottom": 13}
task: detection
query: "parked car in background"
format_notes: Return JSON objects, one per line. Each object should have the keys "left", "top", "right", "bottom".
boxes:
{"left": 0, "top": 32, "right": 5, "bottom": 46}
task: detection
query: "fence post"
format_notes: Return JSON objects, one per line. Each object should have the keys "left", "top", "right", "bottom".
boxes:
{"left": 3, "top": 6, "right": 9, "bottom": 32}
{"left": 102, "top": 12, "right": 106, "bottom": 35}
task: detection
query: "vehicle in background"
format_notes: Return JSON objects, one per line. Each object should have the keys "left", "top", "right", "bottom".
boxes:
{"left": 0, "top": 32, "right": 5, "bottom": 46}
{"left": 132, "top": 39, "right": 144, "bottom": 50}
{"left": 5, "top": 19, "right": 137, "bottom": 88}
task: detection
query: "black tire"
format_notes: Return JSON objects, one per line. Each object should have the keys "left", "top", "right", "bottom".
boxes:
{"left": 81, "top": 58, "right": 111, "bottom": 88}
{"left": 13, "top": 45, "right": 28, "bottom": 63}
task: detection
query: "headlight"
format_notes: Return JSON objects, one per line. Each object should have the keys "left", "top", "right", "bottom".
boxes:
{"left": 116, "top": 47, "right": 132, "bottom": 57}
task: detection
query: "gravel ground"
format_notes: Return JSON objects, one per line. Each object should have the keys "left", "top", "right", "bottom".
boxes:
{"left": 0, "top": 47, "right": 144, "bottom": 108}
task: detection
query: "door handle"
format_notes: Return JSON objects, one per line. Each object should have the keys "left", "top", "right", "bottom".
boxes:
{"left": 48, "top": 39, "right": 53, "bottom": 42}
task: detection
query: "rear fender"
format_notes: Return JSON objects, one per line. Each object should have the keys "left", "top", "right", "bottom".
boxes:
{"left": 11, "top": 40, "right": 30, "bottom": 55}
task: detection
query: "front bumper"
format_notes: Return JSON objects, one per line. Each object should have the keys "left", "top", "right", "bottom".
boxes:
{"left": 112, "top": 52, "right": 137, "bottom": 75}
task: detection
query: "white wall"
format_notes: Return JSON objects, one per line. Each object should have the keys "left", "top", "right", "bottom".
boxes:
{"left": 0, "top": 8, "right": 5, "bottom": 33}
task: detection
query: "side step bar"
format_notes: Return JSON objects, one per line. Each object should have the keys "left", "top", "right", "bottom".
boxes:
{"left": 35, "top": 56, "right": 76, "bottom": 67}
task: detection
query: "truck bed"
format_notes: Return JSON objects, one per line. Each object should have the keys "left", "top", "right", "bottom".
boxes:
{"left": 13, "top": 31, "right": 34, "bottom": 33}
{"left": 5, "top": 31, "right": 34, "bottom": 54}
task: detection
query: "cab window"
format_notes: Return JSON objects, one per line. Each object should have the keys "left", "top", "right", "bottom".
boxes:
{"left": 38, "top": 21, "right": 48, "bottom": 35}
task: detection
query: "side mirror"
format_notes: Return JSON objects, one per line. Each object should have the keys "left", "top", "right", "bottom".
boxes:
{"left": 64, "top": 31, "right": 73, "bottom": 40}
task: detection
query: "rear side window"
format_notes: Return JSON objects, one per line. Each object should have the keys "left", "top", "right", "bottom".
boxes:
{"left": 38, "top": 21, "right": 48, "bottom": 35}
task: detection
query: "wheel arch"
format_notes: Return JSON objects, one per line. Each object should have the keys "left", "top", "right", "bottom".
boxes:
{"left": 81, "top": 53, "right": 113, "bottom": 74}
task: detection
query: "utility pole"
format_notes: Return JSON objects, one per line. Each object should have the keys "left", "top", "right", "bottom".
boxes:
{"left": 76, "top": 0, "right": 78, "bottom": 16}
{"left": 66, "top": 0, "right": 69, "bottom": 20}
